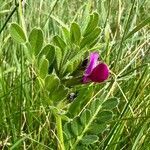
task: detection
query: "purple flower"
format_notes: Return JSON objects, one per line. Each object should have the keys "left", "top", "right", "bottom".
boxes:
{"left": 83, "top": 52, "right": 109, "bottom": 83}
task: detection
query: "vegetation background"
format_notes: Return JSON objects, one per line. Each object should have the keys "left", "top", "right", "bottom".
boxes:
{"left": 0, "top": 0, "right": 150, "bottom": 149}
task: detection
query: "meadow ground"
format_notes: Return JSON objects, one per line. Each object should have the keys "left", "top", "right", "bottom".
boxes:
{"left": 0, "top": 0, "right": 150, "bottom": 150}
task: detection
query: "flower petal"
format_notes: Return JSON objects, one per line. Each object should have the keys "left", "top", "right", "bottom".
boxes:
{"left": 89, "top": 63, "right": 109, "bottom": 83}
{"left": 83, "top": 52, "right": 99, "bottom": 83}
{"left": 85, "top": 52, "right": 99, "bottom": 75}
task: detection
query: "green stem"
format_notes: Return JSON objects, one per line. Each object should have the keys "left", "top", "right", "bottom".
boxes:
{"left": 56, "top": 115, "right": 65, "bottom": 150}
{"left": 18, "top": 0, "right": 27, "bottom": 136}
{"left": 18, "top": 0, "right": 27, "bottom": 38}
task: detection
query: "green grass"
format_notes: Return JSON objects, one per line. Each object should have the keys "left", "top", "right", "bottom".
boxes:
{"left": 0, "top": 0, "right": 150, "bottom": 149}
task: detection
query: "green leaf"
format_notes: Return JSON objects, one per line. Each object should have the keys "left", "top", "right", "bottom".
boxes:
{"left": 62, "top": 26, "right": 70, "bottom": 43}
{"left": 89, "top": 36, "right": 100, "bottom": 48}
{"left": 24, "top": 42, "right": 33, "bottom": 60}
{"left": 70, "top": 120, "right": 79, "bottom": 136}
{"left": 70, "top": 117, "right": 83, "bottom": 136}
{"left": 64, "top": 58, "right": 81, "bottom": 75}
{"left": 70, "top": 98, "right": 109, "bottom": 148}
{"left": 61, "top": 114, "right": 70, "bottom": 122}
{"left": 55, "top": 47, "right": 62, "bottom": 70}
{"left": 72, "top": 59, "right": 82, "bottom": 72}
{"left": 10, "top": 23, "right": 26, "bottom": 43}
{"left": 68, "top": 87, "right": 93, "bottom": 117}
{"left": 97, "top": 110, "right": 113, "bottom": 123}
{"left": 70, "top": 22, "right": 81, "bottom": 44}
{"left": 65, "top": 63, "right": 73, "bottom": 74}
{"left": 81, "top": 135, "right": 99, "bottom": 145}
{"left": 51, "top": 84, "right": 68, "bottom": 102}
{"left": 38, "top": 44, "right": 55, "bottom": 66}
{"left": 102, "top": 97, "right": 119, "bottom": 110}
{"left": 53, "top": 35, "right": 66, "bottom": 51}
{"left": 62, "top": 49, "right": 86, "bottom": 73}
{"left": 45, "top": 74, "right": 60, "bottom": 93}
{"left": 83, "top": 12, "right": 99, "bottom": 37}
{"left": 63, "top": 123, "right": 74, "bottom": 140}
{"left": 80, "top": 109, "right": 91, "bottom": 126}
{"left": 90, "top": 98, "right": 101, "bottom": 115}
{"left": 83, "top": 14, "right": 93, "bottom": 36}
{"left": 80, "top": 27, "right": 101, "bottom": 49}
{"left": 29, "top": 28, "right": 44, "bottom": 56}
{"left": 89, "top": 123, "right": 107, "bottom": 135}
{"left": 39, "top": 57, "right": 49, "bottom": 79}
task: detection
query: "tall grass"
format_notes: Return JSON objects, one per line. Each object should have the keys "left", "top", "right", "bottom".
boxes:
{"left": 0, "top": 0, "right": 150, "bottom": 149}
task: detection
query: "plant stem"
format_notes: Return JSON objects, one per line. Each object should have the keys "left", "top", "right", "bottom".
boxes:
{"left": 18, "top": 0, "right": 26, "bottom": 136}
{"left": 18, "top": 0, "right": 27, "bottom": 38}
{"left": 56, "top": 115, "right": 65, "bottom": 150}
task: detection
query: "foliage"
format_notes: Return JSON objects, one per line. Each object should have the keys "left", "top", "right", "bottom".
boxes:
{"left": 0, "top": 0, "right": 149, "bottom": 149}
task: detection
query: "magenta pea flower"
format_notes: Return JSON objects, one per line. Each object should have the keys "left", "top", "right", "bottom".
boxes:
{"left": 83, "top": 52, "right": 109, "bottom": 83}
